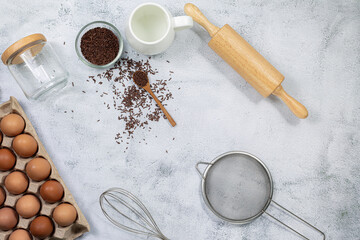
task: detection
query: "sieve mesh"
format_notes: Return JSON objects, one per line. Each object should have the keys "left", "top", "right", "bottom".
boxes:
{"left": 203, "top": 152, "right": 272, "bottom": 222}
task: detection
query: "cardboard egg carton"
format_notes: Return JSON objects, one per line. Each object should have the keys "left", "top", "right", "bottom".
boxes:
{"left": 0, "top": 97, "right": 90, "bottom": 239}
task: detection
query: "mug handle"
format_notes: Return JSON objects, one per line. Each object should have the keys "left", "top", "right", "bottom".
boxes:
{"left": 173, "top": 16, "right": 193, "bottom": 31}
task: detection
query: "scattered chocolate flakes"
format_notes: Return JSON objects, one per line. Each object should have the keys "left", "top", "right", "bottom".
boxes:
{"left": 72, "top": 82, "right": 74, "bottom": 87}
{"left": 86, "top": 56, "right": 175, "bottom": 145}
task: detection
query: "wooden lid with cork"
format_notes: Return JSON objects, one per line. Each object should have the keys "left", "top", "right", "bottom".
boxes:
{"left": 1, "top": 33, "right": 47, "bottom": 65}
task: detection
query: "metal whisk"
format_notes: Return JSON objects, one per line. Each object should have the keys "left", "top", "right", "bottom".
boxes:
{"left": 99, "top": 188, "right": 170, "bottom": 240}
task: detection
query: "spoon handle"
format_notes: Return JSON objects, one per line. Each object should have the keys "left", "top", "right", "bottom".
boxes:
{"left": 147, "top": 89, "right": 176, "bottom": 127}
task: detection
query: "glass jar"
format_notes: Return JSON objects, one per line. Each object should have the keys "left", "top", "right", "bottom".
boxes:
{"left": 75, "top": 21, "right": 123, "bottom": 68}
{"left": 1, "top": 33, "right": 68, "bottom": 100}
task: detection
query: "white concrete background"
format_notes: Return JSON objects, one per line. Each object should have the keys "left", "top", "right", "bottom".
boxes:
{"left": 0, "top": 0, "right": 359, "bottom": 239}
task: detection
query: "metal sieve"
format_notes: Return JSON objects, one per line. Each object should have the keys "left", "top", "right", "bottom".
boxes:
{"left": 196, "top": 151, "right": 325, "bottom": 239}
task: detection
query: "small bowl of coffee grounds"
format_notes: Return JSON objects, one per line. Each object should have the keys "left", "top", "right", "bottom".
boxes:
{"left": 75, "top": 21, "right": 123, "bottom": 68}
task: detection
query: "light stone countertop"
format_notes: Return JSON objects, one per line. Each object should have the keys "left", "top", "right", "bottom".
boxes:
{"left": 0, "top": 0, "right": 359, "bottom": 239}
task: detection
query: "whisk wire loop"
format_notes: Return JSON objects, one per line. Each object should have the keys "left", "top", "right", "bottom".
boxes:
{"left": 100, "top": 188, "right": 170, "bottom": 240}
{"left": 103, "top": 193, "right": 157, "bottom": 235}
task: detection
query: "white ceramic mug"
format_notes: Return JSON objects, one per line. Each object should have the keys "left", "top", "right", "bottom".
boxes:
{"left": 126, "top": 3, "right": 193, "bottom": 55}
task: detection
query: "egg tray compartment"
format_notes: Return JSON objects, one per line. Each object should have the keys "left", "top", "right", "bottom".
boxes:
{"left": 0, "top": 97, "right": 90, "bottom": 240}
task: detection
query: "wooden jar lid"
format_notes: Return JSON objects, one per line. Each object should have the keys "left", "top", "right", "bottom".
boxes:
{"left": 1, "top": 33, "right": 47, "bottom": 65}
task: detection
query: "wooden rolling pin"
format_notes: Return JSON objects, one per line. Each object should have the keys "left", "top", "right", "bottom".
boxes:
{"left": 184, "top": 3, "right": 308, "bottom": 119}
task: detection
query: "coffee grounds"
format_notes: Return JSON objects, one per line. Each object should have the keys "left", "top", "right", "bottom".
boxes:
{"left": 133, "top": 71, "right": 148, "bottom": 87}
{"left": 80, "top": 27, "right": 119, "bottom": 65}
{"left": 85, "top": 54, "right": 175, "bottom": 145}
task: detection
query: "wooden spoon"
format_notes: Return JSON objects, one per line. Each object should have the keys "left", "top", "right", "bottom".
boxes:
{"left": 133, "top": 71, "right": 176, "bottom": 127}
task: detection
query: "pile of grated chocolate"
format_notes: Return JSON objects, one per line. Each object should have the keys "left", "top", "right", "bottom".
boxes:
{"left": 85, "top": 55, "right": 175, "bottom": 145}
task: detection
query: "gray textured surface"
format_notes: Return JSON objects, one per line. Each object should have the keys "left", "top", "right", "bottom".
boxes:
{"left": 0, "top": 0, "right": 359, "bottom": 239}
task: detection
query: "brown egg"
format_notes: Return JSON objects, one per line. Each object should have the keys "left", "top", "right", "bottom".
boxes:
{"left": 40, "top": 180, "right": 64, "bottom": 203}
{"left": 0, "top": 114, "right": 25, "bottom": 137}
{"left": 12, "top": 134, "right": 38, "bottom": 158}
{"left": 0, "top": 207, "right": 18, "bottom": 231}
{"left": 5, "top": 171, "right": 29, "bottom": 195}
{"left": 0, "top": 148, "right": 16, "bottom": 171}
{"left": 16, "top": 194, "right": 41, "bottom": 218}
{"left": 9, "top": 229, "right": 32, "bottom": 240}
{"left": 0, "top": 131, "right": 2, "bottom": 144}
{"left": 0, "top": 187, "right": 5, "bottom": 206}
{"left": 29, "top": 216, "right": 54, "bottom": 239}
{"left": 53, "top": 203, "right": 77, "bottom": 227}
{"left": 26, "top": 157, "right": 51, "bottom": 181}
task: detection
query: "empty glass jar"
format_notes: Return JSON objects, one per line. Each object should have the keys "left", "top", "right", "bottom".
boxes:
{"left": 1, "top": 33, "right": 68, "bottom": 100}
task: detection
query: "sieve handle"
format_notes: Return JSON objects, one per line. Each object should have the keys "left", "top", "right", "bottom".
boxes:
{"left": 195, "top": 162, "right": 212, "bottom": 179}
{"left": 264, "top": 200, "right": 325, "bottom": 240}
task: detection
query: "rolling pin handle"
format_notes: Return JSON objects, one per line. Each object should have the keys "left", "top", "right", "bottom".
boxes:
{"left": 184, "top": 3, "right": 220, "bottom": 37}
{"left": 273, "top": 85, "right": 308, "bottom": 119}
